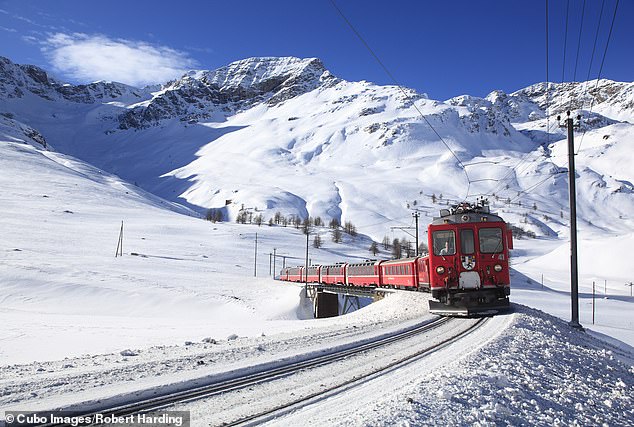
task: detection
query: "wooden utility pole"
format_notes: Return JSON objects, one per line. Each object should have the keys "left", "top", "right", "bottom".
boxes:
{"left": 254, "top": 232, "right": 258, "bottom": 277}
{"left": 273, "top": 248, "right": 277, "bottom": 279}
{"left": 559, "top": 111, "right": 582, "bottom": 329}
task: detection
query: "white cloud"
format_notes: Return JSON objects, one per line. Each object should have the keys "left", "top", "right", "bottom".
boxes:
{"left": 42, "top": 32, "right": 198, "bottom": 87}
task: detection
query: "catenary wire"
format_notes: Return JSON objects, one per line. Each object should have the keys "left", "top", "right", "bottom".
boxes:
{"left": 329, "top": 0, "right": 472, "bottom": 202}
{"left": 572, "top": 0, "right": 587, "bottom": 84}
{"left": 576, "top": 0, "right": 620, "bottom": 154}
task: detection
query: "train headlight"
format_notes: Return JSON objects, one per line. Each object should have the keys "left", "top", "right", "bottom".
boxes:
{"left": 436, "top": 266, "right": 446, "bottom": 274}
{"left": 494, "top": 264, "right": 503, "bottom": 272}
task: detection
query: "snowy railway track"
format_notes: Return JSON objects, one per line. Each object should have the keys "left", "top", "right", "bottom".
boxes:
{"left": 223, "top": 316, "right": 491, "bottom": 426}
{"left": 32, "top": 315, "right": 490, "bottom": 426}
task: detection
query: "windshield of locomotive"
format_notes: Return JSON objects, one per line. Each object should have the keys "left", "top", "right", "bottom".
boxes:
{"left": 433, "top": 230, "right": 456, "bottom": 255}
{"left": 479, "top": 227, "right": 503, "bottom": 253}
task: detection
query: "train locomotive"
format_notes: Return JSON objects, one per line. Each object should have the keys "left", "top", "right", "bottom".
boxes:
{"left": 279, "top": 201, "right": 512, "bottom": 316}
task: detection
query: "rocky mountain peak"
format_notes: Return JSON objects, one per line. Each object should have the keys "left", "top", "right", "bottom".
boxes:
{"left": 0, "top": 56, "right": 143, "bottom": 104}
{"left": 118, "top": 56, "right": 339, "bottom": 129}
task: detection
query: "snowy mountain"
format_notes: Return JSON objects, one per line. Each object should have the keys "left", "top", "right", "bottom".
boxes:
{"left": 1, "top": 55, "right": 633, "bottom": 425}
{"left": 1, "top": 55, "right": 633, "bottom": 243}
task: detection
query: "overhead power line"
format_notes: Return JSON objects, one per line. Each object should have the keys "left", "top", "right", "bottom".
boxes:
{"left": 572, "top": 0, "right": 587, "bottom": 84}
{"left": 576, "top": 0, "right": 620, "bottom": 154}
{"left": 329, "top": 0, "right": 472, "bottom": 201}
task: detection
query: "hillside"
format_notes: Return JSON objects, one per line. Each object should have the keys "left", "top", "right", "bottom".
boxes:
{"left": 0, "top": 56, "right": 632, "bottom": 426}
{"left": 1, "top": 56, "right": 632, "bottom": 238}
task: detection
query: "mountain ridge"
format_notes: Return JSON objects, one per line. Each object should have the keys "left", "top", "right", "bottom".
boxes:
{"left": 1, "top": 55, "right": 633, "bottom": 241}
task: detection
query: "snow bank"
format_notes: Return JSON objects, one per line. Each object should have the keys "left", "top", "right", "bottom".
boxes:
{"left": 365, "top": 305, "right": 634, "bottom": 426}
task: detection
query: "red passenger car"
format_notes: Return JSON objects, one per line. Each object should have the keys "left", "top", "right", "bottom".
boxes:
{"left": 321, "top": 263, "right": 346, "bottom": 285}
{"left": 281, "top": 266, "right": 304, "bottom": 282}
{"left": 305, "top": 265, "right": 321, "bottom": 284}
{"left": 346, "top": 261, "right": 382, "bottom": 287}
{"left": 380, "top": 258, "right": 418, "bottom": 288}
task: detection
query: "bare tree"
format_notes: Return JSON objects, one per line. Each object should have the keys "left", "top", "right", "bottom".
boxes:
{"left": 302, "top": 218, "right": 311, "bottom": 235}
{"left": 236, "top": 211, "right": 248, "bottom": 224}
{"left": 344, "top": 220, "right": 357, "bottom": 236}
{"left": 205, "top": 208, "right": 223, "bottom": 223}
{"left": 382, "top": 235, "right": 391, "bottom": 250}
{"left": 391, "top": 238, "right": 402, "bottom": 259}
{"left": 401, "top": 238, "right": 412, "bottom": 257}
{"left": 369, "top": 241, "right": 379, "bottom": 256}
{"left": 274, "top": 211, "right": 283, "bottom": 225}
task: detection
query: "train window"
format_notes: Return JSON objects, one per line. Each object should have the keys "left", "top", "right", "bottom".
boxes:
{"left": 460, "top": 229, "right": 475, "bottom": 254}
{"left": 479, "top": 228, "right": 503, "bottom": 253}
{"left": 433, "top": 230, "right": 456, "bottom": 255}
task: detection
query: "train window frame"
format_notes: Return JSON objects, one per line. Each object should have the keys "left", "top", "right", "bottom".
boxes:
{"left": 460, "top": 229, "right": 475, "bottom": 255}
{"left": 433, "top": 230, "right": 456, "bottom": 255}
{"left": 479, "top": 227, "right": 504, "bottom": 254}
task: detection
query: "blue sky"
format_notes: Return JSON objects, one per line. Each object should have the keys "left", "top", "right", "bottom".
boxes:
{"left": 1, "top": 0, "right": 631, "bottom": 100}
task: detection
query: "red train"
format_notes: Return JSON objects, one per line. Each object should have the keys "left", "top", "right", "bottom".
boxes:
{"left": 279, "top": 201, "right": 512, "bottom": 316}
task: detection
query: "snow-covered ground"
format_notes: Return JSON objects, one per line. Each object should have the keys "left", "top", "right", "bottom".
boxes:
{"left": 1, "top": 132, "right": 632, "bottom": 425}
{"left": 1, "top": 58, "right": 633, "bottom": 424}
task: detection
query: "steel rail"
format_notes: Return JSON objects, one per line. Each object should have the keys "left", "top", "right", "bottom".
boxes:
{"left": 37, "top": 316, "right": 478, "bottom": 426}
{"left": 232, "top": 316, "right": 491, "bottom": 426}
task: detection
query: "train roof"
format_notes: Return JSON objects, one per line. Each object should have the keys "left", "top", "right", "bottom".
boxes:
{"left": 380, "top": 257, "right": 419, "bottom": 265}
{"left": 431, "top": 200, "right": 505, "bottom": 225}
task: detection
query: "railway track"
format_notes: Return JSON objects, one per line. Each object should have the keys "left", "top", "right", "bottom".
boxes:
{"left": 36, "top": 315, "right": 489, "bottom": 426}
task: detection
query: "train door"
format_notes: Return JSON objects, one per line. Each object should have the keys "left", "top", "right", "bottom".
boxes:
{"left": 457, "top": 227, "right": 480, "bottom": 289}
